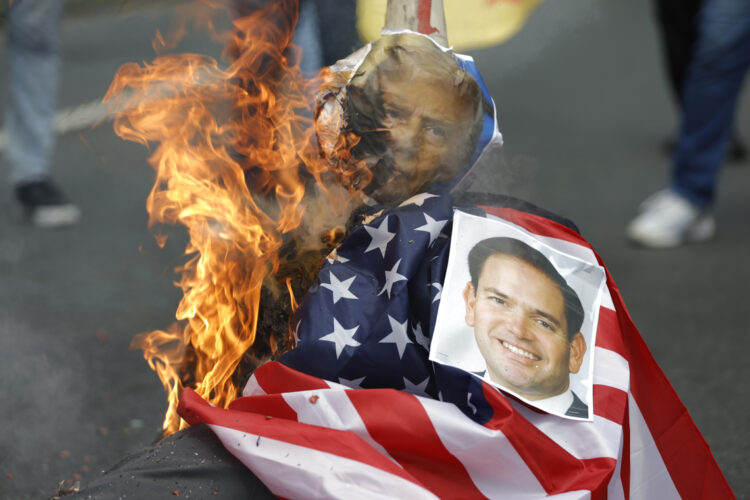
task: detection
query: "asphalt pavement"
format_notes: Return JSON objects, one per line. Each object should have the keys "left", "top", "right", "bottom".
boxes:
{"left": 0, "top": 1, "right": 748, "bottom": 498}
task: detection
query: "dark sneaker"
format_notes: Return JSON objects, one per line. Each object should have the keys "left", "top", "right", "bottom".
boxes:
{"left": 14, "top": 180, "right": 81, "bottom": 228}
{"left": 726, "top": 137, "right": 747, "bottom": 163}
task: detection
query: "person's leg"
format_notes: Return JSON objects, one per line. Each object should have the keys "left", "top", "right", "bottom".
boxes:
{"left": 5, "top": 0, "right": 64, "bottom": 185}
{"left": 628, "top": 0, "right": 750, "bottom": 248}
{"left": 671, "top": 0, "right": 750, "bottom": 208}
{"left": 5, "top": 0, "right": 80, "bottom": 227}
{"left": 653, "top": 0, "right": 703, "bottom": 103}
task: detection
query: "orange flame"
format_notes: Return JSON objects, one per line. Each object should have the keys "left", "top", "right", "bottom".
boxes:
{"left": 105, "top": 0, "right": 367, "bottom": 435}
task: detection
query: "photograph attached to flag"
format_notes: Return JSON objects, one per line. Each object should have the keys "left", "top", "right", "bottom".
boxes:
{"left": 430, "top": 210, "right": 606, "bottom": 421}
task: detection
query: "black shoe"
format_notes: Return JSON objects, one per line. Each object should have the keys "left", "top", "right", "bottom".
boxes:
{"left": 14, "top": 179, "right": 81, "bottom": 228}
{"left": 726, "top": 137, "right": 747, "bottom": 163}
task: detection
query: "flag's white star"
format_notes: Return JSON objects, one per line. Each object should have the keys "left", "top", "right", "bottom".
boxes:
{"left": 399, "top": 192, "right": 438, "bottom": 207}
{"left": 403, "top": 376, "right": 430, "bottom": 396}
{"left": 293, "top": 320, "right": 302, "bottom": 343}
{"left": 467, "top": 393, "right": 478, "bottom": 414}
{"left": 415, "top": 213, "right": 448, "bottom": 246}
{"left": 411, "top": 322, "right": 430, "bottom": 351}
{"left": 338, "top": 376, "right": 366, "bottom": 389}
{"left": 320, "top": 319, "right": 360, "bottom": 358}
{"left": 320, "top": 271, "right": 357, "bottom": 304}
{"left": 326, "top": 253, "right": 350, "bottom": 265}
{"left": 364, "top": 216, "right": 395, "bottom": 258}
{"left": 379, "top": 315, "right": 412, "bottom": 358}
{"left": 378, "top": 259, "right": 407, "bottom": 298}
{"left": 430, "top": 282, "right": 443, "bottom": 303}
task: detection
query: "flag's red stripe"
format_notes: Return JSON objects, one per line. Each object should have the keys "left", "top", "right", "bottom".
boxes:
{"left": 479, "top": 206, "right": 590, "bottom": 247}
{"left": 620, "top": 398, "right": 631, "bottom": 499}
{"left": 606, "top": 276, "right": 734, "bottom": 498}
{"left": 228, "top": 393, "right": 298, "bottom": 421}
{"left": 253, "top": 361, "right": 330, "bottom": 394}
{"left": 594, "top": 307, "right": 627, "bottom": 356}
{"left": 348, "top": 389, "right": 487, "bottom": 500}
{"left": 178, "top": 387, "right": 426, "bottom": 487}
{"left": 592, "top": 385, "right": 627, "bottom": 425}
{"left": 482, "top": 384, "right": 615, "bottom": 499}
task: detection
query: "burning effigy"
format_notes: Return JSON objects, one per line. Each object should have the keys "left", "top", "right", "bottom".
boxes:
{"left": 72, "top": 0, "right": 731, "bottom": 498}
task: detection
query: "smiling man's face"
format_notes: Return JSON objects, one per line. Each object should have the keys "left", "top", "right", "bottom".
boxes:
{"left": 463, "top": 253, "right": 585, "bottom": 400}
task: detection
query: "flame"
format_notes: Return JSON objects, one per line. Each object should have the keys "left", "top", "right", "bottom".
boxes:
{"left": 284, "top": 277, "right": 299, "bottom": 313}
{"left": 105, "top": 0, "right": 367, "bottom": 435}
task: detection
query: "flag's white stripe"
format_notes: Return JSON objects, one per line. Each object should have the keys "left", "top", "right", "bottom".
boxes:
{"left": 513, "top": 402, "right": 622, "bottom": 460}
{"left": 599, "top": 287, "right": 615, "bottom": 310}
{"left": 628, "top": 394, "right": 681, "bottom": 499}
{"left": 281, "top": 389, "right": 397, "bottom": 465}
{"left": 548, "top": 492, "right": 592, "bottom": 500}
{"left": 241, "top": 373, "right": 266, "bottom": 397}
{"left": 418, "top": 397, "right": 549, "bottom": 498}
{"left": 594, "top": 347, "right": 630, "bottom": 393}
{"left": 209, "top": 423, "right": 438, "bottom": 500}
{"left": 607, "top": 430, "right": 627, "bottom": 500}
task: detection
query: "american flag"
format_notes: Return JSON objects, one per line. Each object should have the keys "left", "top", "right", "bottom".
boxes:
{"left": 178, "top": 191, "right": 733, "bottom": 499}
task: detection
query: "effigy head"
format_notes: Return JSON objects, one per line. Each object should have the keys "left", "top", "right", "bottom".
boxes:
{"left": 316, "top": 32, "right": 490, "bottom": 206}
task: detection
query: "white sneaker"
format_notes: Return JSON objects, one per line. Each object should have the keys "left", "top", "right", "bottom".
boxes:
{"left": 627, "top": 189, "right": 715, "bottom": 248}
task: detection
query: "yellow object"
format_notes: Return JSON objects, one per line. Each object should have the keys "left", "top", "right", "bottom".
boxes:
{"left": 357, "top": 0, "right": 543, "bottom": 51}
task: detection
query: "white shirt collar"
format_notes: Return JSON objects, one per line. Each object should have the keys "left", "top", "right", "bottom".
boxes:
{"left": 475, "top": 370, "right": 574, "bottom": 416}
{"left": 527, "top": 389, "right": 574, "bottom": 416}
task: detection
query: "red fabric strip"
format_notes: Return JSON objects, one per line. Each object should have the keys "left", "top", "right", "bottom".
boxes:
{"left": 620, "top": 398, "right": 631, "bottom": 499}
{"left": 594, "top": 307, "right": 627, "bottom": 356}
{"left": 253, "top": 361, "right": 330, "bottom": 394}
{"left": 478, "top": 206, "right": 590, "bottom": 247}
{"left": 348, "top": 388, "right": 487, "bottom": 500}
{"left": 592, "top": 385, "right": 628, "bottom": 425}
{"left": 229, "top": 393, "right": 298, "bottom": 422}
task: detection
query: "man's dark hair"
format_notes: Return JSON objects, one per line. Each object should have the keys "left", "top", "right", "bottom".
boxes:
{"left": 467, "top": 237, "right": 584, "bottom": 340}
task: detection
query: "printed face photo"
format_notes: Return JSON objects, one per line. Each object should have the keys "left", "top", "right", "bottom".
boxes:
{"left": 463, "top": 253, "right": 586, "bottom": 401}
{"left": 431, "top": 212, "right": 606, "bottom": 420}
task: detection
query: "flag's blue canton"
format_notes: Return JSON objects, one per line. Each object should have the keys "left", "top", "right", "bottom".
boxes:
{"left": 280, "top": 192, "right": 502, "bottom": 423}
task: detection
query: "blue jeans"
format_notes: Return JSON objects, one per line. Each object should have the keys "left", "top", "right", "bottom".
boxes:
{"left": 4, "top": 0, "right": 64, "bottom": 185}
{"left": 671, "top": 0, "right": 750, "bottom": 209}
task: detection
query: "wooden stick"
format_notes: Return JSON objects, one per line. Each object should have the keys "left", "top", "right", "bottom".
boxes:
{"left": 383, "top": 0, "right": 448, "bottom": 47}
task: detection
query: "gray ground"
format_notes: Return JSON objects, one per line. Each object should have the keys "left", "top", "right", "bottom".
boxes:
{"left": 0, "top": 1, "right": 747, "bottom": 498}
